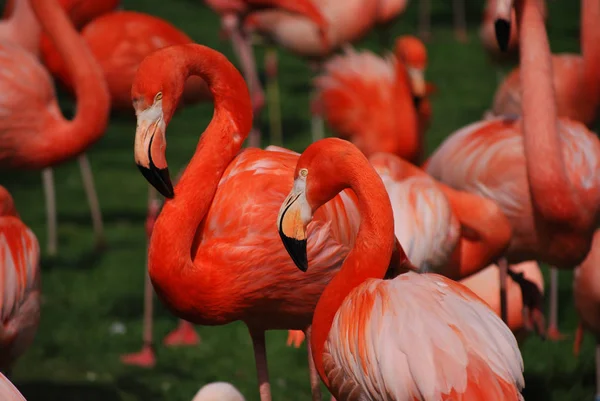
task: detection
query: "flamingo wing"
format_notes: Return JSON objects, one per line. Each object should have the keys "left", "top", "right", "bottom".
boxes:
{"left": 325, "top": 272, "right": 524, "bottom": 400}
{"left": 0, "top": 373, "right": 25, "bottom": 401}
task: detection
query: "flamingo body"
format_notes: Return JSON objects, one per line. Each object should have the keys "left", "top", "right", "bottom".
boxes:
{"left": 0, "top": 187, "right": 40, "bottom": 372}
{"left": 324, "top": 272, "right": 524, "bottom": 400}
{"left": 56, "top": 0, "right": 120, "bottom": 28}
{"left": 574, "top": 230, "right": 600, "bottom": 336}
{"left": 0, "top": 373, "right": 26, "bottom": 401}
{"left": 151, "top": 147, "right": 360, "bottom": 330}
{"left": 40, "top": 11, "right": 210, "bottom": 111}
{"left": 426, "top": 116, "right": 600, "bottom": 268}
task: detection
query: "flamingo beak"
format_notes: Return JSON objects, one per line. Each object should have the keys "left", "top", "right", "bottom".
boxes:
{"left": 494, "top": 0, "right": 514, "bottom": 52}
{"left": 277, "top": 179, "right": 312, "bottom": 272}
{"left": 134, "top": 103, "right": 174, "bottom": 199}
{"left": 407, "top": 67, "right": 426, "bottom": 108}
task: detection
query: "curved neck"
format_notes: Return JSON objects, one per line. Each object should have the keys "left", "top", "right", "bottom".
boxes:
{"left": 30, "top": 0, "right": 110, "bottom": 166}
{"left": 517, "top": 0, "right": 578, "bottom": 222}
{"left": 310, "top": 161, "right": 397, "bottom": 384}
{"left": 581, "top": 0, "right": 600, "bottom": 111}
{"left": 149, "top": 45, "right": 252, "bottom": 316}
{"left": 3, "top": 0, "right": 41, "bottom": 56}
{"left": 392, "top": 59, "right": 420, "bottom": 162}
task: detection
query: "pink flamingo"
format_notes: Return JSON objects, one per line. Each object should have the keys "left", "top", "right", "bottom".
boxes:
{"left": 573, "top": 230, "right": 600, "bottom": 400}
{"left": 129, "top": 43, "right": 417, "bottom": 401}
{"left": 0, "top": 186, "right": 40, "bottom": 375}
{"left": 0, "top": 0, "right": 110, "bottom": 256}
{"left": 204, "top": 0, "right": 328, "bottom": 147}
{"left": 426, "top": 0, "right": 600, "bottom": 339}
{"left": 0, "top": 373, "right": 26, "bottom": 401}
{"left": 278, "top": 137, "right": 525, "bottom": 400}
{"left": 0, "top": 0, "right": 41, "bottom": 56}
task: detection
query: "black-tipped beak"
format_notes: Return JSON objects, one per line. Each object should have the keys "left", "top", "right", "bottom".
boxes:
{"left": 412, "top": 95, "right": 423, "bottom": 109}
{"left": 278, "top": 229, "right": 308, "bottom": 272}
{"left": 137, "top": 164, "right": 174, "bottom": 199}
{"left": 494, "top": 19, "right": 511, "bottom": 52}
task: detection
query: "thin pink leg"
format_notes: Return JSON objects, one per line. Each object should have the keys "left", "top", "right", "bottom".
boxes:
{"left": 453, "top": 0, "right": 468, "bottom": 42}
{"left": 121, "top": 186, "right": 160, "bottom": 368}
{"left": 77, "top": 154, "right": 106, "bottom": 252}
{"left": 225, "top": 15, "right": 263, "bottom": 148}
{"left": 163, "top": 320, "right": 200, "bottom": 346}
{"left": 419, "top": 0, "right": 432, "bottom": 41}
{"left": 547, "top": 267, "right": 566, "bottom": 340}
{"left": 249, "top": 328, "right": 271, "bottom": 401}
{"left": 305, "top": 326, "right": 322, "bottom": 401}
{"left": 42, "top": 168, "right": 57, "bottom": 256}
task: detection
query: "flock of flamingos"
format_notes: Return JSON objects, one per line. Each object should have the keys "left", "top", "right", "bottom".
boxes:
{"left": 0, "top": 0, "right": 599, "bottom": 399}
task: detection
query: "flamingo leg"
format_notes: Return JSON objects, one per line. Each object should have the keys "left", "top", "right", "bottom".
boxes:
{"left": 498, "top": 258, "right": 508, "bottom": 324}
{"left": 226, "top": 16, "right": 263, "bottom": 148}
{"left": 265, "top": 47, "right": 283, "bottom": 146}
{"left": 249, "top": 328, "right": 272, "bottom": 401}
{"left": 163, "top": 319, "right": 200, "bottom": 346}
{"left": 547, "top": 267, "right": 566, "bottom": 340}
{"left": 596, "top": 341, "right": 600, "bottom": 401}
{"left": 42, "top": 168, "right": 57, "bottom": 256}
{"left": 77, "top": 154, "right": 105, "bottom": 251}
{"left": 120, "top": 186, "right": 160, "bottom": 368}
{"left": 419, "top": 0, "right": 431, "bottom": 41}
{"left": 304, "top": 326, "right": 322, "bottom": 401}
{"left": 309, "top": 62, "right": 325, "bottom": 143}
{"left": 452, "top": 0, "right": 468, "bottom": 42}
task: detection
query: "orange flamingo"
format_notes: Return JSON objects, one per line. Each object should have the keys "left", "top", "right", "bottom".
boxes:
{"left": 130, "top": 43, "right": 375, "bottom": 401}
{"left": 0, "top": 186, "right": 40, "bottom": 375}
{"left": 491, "top": 0, "right": 600, "bottom": 126}
{"left": 204, "top": 0, "right": 328, "bottom": 147}
{"left": 278, "top": 137, "right": 525, "bottom": 400}
{"left": 573, "top": 230, "right": 600, "bottom": 400}
{"left": 0, "top": 373, "right": 26, "bottom": 400}
{"left": 313, "top": 37, "right": 429, "bottom": 163}
{"left": 0, "top": 0, "right": 110, "bottom": 256}
{"left": 426, "top": 0, "right": 600, "bottom": 339}
{"left": 0, "top": 0, "right": 41, "bottom": 56}
{"left": 40, "top": 10, "right": 210, "bottom": 112}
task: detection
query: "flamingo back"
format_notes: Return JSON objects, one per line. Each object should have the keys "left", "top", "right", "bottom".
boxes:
{"left": 426, "top": 116, "right": 600, "bottom": 265}
{"left": 0, "top": 41, "right": 62, "bottom": 169}
{"left": 243, "top": 0, "right": 378, "bottom": 58}
{"left": 0, "top": 373, "right": 25, "bottom": 401}
{"left": 40, "top": 11, "right": 209, "bottom": 110}
{"left": 324, "top": 272, "right": 524, "bottom": 400}
{"left": 314, "top": 48, "right": 410, "bottom": 157}
{"left": 181, "top": 147, "right": 360, "bottom": 329}
{"left": 0, "top": 215, "right": 40, "bottom": 371}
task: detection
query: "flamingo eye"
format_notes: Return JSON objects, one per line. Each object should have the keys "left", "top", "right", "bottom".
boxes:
{"left": 154, "top": 92, "right": 163, "bottom": 102}
{"left": 299, "top": 168, "right": 308, "bottom": 178}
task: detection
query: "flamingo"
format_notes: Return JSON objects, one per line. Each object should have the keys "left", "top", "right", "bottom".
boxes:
{"left": 40, "top": 11, "right": 211, "bottom": 112}
{"left": 426, "top": 0, "right": 600, "bottom": 340}
{"left": 419, "top": 0, "right": 468, "bottom": 42}
{"left": 0, "top": 0, "right": 110, "bottom": 256}
{"left": 204, "top": 0, "right": 328, "bottom": 147}
{"left": 130, "top": 43, "right": 414, "bottom": 401}
{"left": 573, "top": 230, "right": 600, "bottom": 401}
{"left": 313, "top": 37, "right": 429, "bottom": 163}
{"left": 277, "top": 137, "right": 525, "bottom": 400}
{"left": 0, "top": 186, "right": 40, "bottom": 375}
{"left": 0, "top": 0, "right": 41, "bottom": 56}
{"left": 192, "top": 382, "right": 245, "bottom": 401}
{"left": 0, "top": 373, "right": 26, "bottom": 401}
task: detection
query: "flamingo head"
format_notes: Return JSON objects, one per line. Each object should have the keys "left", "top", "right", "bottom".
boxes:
{"left": 278, "top": 138, "right": 360, "bottom": 272}
{"left": 395, "top": 36, "right": 427, "bottom": 102}
{"left": 131, "top": 48, "right": 188, "bottom": 199}
{"left": 493, "top": 0, "right": 515, "bottom": 51}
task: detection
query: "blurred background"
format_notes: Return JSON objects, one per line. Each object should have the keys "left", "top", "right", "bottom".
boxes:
{"left": 1, "top": 0, "right": 595, "bottom": 400}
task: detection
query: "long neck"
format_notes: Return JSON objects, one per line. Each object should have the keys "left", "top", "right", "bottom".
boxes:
{"left": 30, "top": 0, "right": 110, "bottom": 167}
{"left": 393, "top": 60, "right": 420, "bottom": 162}
{"left": 310, "top": 165, "right": 397, "bottom": 384}
{"left": 4, "top": 0, "right": 41, "bottom": 56}
{"left": 149, "top": 45, "right": 253, "bottom": 318}
{"left": 581, "top": 0, "right": 600, "bottom": 112}
{"left": 517, "top": 0, "right": 578, "bottom": 223}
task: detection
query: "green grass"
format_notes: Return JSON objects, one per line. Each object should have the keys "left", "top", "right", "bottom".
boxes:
{"left": 3, "top": 1, "right": 596, "bottom": 400}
